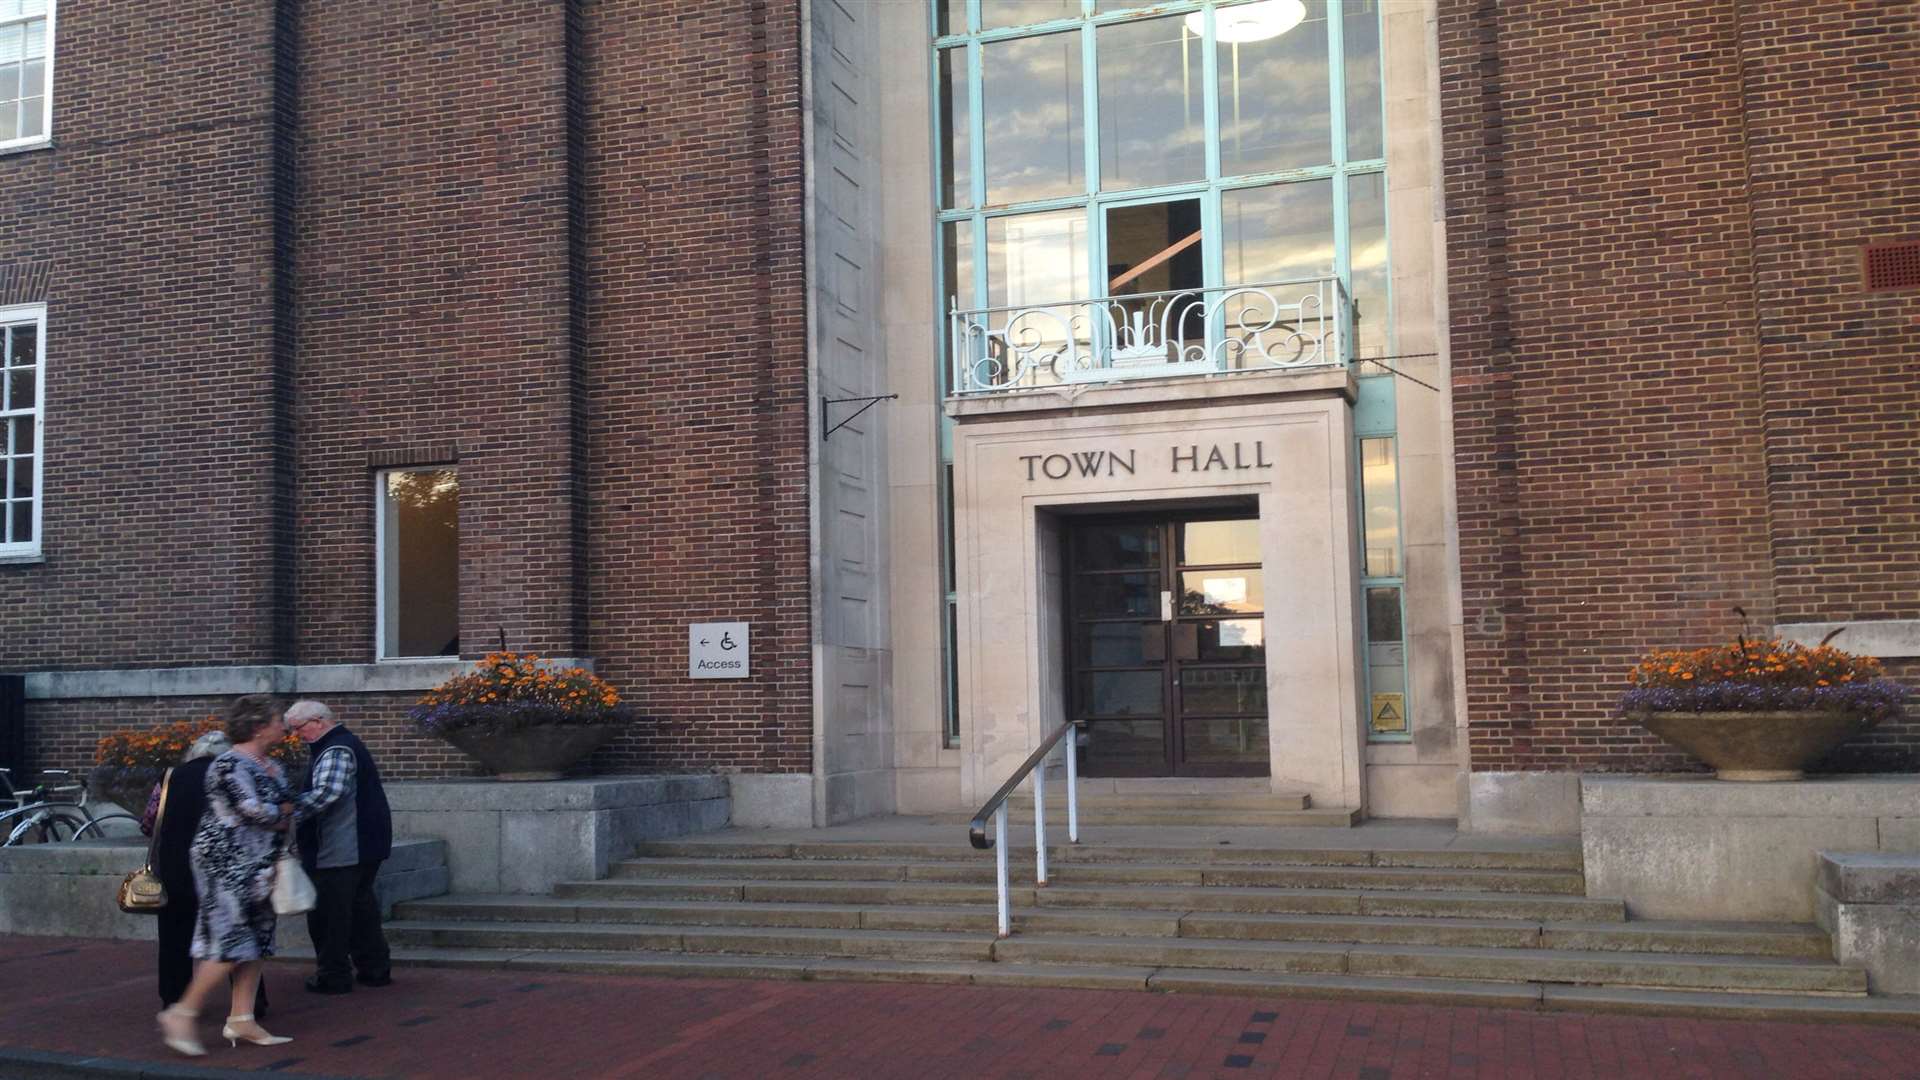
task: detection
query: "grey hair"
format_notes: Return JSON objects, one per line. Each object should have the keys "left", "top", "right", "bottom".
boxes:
{"left": 184, "top": 731, "right": 233, "bottom": 763}
{"left": 284, "top": 700, "right": 336, "bottom": 727}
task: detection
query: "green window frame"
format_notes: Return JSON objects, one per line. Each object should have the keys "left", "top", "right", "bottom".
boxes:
{"left": 931, "top": 0, "right": 1389, "bottom": 358}
{"left": 929, "top": 0, "right": 1392, "bottom": 747}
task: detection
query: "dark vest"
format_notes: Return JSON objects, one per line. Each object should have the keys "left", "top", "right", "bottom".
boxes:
{"left": 297, "top": 725, "right": 393, "bottom": 870}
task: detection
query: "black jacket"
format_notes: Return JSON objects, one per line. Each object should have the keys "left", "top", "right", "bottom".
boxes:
{"left": 153, "top": 757, "right": 214, "bottom": 898}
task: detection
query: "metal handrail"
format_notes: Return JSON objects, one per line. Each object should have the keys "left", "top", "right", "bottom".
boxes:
{"left": 967, "top": 719, "right": 1081, "bottom": 938}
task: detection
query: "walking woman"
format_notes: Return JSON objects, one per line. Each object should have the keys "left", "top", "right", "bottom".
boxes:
{"left": 157, "top": 695, "right": 297, "bottom": 1057}
{"left": 141, "top": 730, "right": 268, "bottom": 1017}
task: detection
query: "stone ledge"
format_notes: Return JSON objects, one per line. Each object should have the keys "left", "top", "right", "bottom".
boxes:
{"left": 1815, "top": 851, "right": 1920, "bottom": 995}
{"left": 0, "top": 838, "right": 448, "bottom": 940}
{"left": 1580, "top": 775, "right": 1920, "bottom": 922}
{"left": 387, "top": 774, "right": 726, "bottom": 813}
{"left": 1582, "top": 774, "right": 1920, "bottom": 819}
{"left": 1776, "top": 620, "right": 1920, "bottom": 659}
{"left": 24, "top": 659, "right": 598, "bottom": 700}
{"left": 1819, "top": 851, "right": 1920, "bottom": 906}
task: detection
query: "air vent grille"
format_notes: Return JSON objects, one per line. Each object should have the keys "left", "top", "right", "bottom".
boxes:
{"left": 1863, "top": 240, "right": 1920, "bottom": 292}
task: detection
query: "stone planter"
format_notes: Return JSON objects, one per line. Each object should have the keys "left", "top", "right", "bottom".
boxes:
{"left": 438, "top": 724, "right": 617, "bottom": 781}
{"left": 1633, "top": 710, "right": 1880, "bottom": 781}
{"left": 87, "top": 767, "right": 162, "bottom": 817}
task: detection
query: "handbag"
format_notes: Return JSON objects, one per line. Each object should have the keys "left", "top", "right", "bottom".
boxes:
{"left": 116, "top": 769, "right": 171, "bottom": 915}
{"left": 271, "top": 846, "right": 317, "bottom": 915}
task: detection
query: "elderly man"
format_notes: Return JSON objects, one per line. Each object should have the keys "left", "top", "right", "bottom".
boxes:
{"left": 287, "top": 700, "right": 394, "bottom": 994}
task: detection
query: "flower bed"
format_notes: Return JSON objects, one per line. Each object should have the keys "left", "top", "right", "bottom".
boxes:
{"left": 92, "top": 716, "right": 306, "bottom": 810}
{"left": 408, "top": 653, "right": 631, "bottom": 779}
{"left": 1620, "top": 634, "right": 1911, "bottom": 780}
{"left": 1620, "top": 636, "right": 1909, "bottom": 722}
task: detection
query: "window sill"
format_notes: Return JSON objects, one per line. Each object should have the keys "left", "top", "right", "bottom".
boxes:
{"left": 0, "top": 138, "right": 54, "bottom": 159}
{"left": 0, "top": 550, "right": 44, "bottom": 566}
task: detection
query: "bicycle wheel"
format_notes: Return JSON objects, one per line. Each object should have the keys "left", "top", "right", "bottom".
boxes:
{"left": 34, "top": 809, "right": 93, "bottom": 843}
{"left": 68, "top": 813, "right": 140, "bottom": 840}
{"left": 4, "top": 809, "right": 55, "bottom": 845}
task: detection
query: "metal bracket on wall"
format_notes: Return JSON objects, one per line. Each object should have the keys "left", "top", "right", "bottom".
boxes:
{"left": 821, "top": 394, "right": 899, "bottom": 442}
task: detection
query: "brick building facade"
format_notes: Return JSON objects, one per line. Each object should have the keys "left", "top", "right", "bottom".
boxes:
{"left": 2, "top": 0, "right": 1914, "bottom": 826}
{"left": 0, "top": 0, "right": 814, "bottom": 782}
{"left": 1440, "top": 0, "right": 1920, "bottom": 782}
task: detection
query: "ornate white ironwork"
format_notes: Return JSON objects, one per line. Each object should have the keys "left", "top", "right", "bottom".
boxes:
{"left": 949, "top": 277, "right": 1351, "bottom": 395}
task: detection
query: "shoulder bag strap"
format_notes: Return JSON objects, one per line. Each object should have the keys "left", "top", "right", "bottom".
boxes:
{"left": 145, "top": 768, "right": 173, "bottom": 871}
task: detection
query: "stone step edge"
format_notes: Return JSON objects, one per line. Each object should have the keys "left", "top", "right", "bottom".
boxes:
{"left": 383, "top": 919, "right": 1855, "bottom": 975}
{"left": 563, "top": 877, "right": 1621, "bottom": 910}
{"left": 627, "top": 842, "right": 1582, "bottom": 872}
{"left": 394, "top": 896, "right": 1824, "bottom": 953}
{"left": 611, "top": 857, "right": 1585, "bottom": 882}
{"left": 324, "top": 948, "right": 1920, "bottom": 1028}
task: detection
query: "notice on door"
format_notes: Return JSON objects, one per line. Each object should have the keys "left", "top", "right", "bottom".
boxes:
{"left": 1370, "top": 692, "right": 1407, "bottom": 733}
{"left": 689, "top": 622, "right": 750, "bottom": 679}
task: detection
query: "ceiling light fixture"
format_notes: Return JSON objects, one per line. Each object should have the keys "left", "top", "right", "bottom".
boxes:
{"left": 1186, "top": 0, "right": 1308, "bottom": 44}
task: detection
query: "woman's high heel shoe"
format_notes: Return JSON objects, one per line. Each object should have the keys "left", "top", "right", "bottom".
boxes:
{"left": 158, "top": 1005, "right": 206, "bottom": 1057}
{"left": 222, "top": 1014, "right": 292, "bottom": 1048}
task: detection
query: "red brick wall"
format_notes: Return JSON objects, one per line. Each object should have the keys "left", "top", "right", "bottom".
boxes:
{"left": 0, "top": 5, "right": 286, "bottom": 670}
{"left": 5, "top": 0, "right": 815, "bottom": 781}
{"left": 292, "top": 1, "right": 581, "bottom": 665}
{"left": 1441, "top": 0, "right": 1920, "bottom": 773}
{"left": 578, "top": 0, "right": 813, "bottom": 775}
{"left": 1741, "top": 0, "right": 1920, "bottom": 771}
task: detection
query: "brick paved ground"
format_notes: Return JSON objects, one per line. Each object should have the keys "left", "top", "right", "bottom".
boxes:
{"left": 3, "top": 937, "right": 1917, "bottom": 1079}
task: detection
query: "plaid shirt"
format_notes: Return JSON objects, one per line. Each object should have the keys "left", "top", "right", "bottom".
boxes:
{"left": 295, "top": 744, "right": 356, "bottom": 822}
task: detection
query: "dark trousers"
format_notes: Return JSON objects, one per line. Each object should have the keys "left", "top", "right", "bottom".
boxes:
{"left": 157, "top": 887, "right": 268, "bottom": 1015}
{"left": 307, "top": 861, "right": 390, "bottom": 987}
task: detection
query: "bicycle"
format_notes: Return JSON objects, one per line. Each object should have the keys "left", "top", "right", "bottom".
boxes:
{"left": 0, "top": 768, "right": 142, "bottom": 845}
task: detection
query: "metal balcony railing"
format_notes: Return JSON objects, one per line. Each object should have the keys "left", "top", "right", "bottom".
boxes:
{"left": 949, "top": 276, "right": 1352, "bottom": 396}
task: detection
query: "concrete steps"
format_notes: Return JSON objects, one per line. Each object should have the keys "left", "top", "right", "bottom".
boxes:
{"left": 397, "top": 896, "right": 1827, "bottom": 958}
{"left": 382, "top": 917, "right": 1863, "bottom": 996}
{"left": 554, "top": 878, "right": 1628, "bottom": 921}
{"left": 938, "top": 806, "right": 1361, "bottom": 828}
{"left": 382, "top": 831, "right": 1914, "bottom": 1024}
{"left": 364, "top": 945, "right": 1920, "bottom": 1027}
{"left": 606, "top": 857, "right": 1586, "bottom": 894}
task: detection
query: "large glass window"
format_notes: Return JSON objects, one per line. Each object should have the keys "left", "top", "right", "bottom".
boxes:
{"left": 0, "top": 1, "right": 52, "bottom": 150}
{"left": 939, "top": 0, "right": 1388, "bottom": 391}
{"left": 0, "top": 305, "right": 42, "bottom": 559}
{"left": 377, "top": 468, "right": 461, "bottom": 660}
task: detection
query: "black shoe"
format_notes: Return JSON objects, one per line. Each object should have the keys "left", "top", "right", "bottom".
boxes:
{"left": 356, "top": 972, "right": 393, "bottom": 988}
{"left": 305, "top": 975, "right": 353, "bottom": 995}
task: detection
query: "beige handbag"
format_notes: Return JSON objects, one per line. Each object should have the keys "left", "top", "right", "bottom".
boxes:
{"left": 116, "top": 769, "right": 171, "bottom": 914}
{"left": 271, "top": 846, "right": 316, "bottom": 915}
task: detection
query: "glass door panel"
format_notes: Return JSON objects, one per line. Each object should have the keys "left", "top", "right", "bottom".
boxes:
{"left": 986, "top": 208, "right": 1092, "bottom": 386}
{"left": 1103, "top": 198, "right": 1206, "bottom": 369}
{"left": 1068, "top": 512, "right": 1268, "bottom": 777}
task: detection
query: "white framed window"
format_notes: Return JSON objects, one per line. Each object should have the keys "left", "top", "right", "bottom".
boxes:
{"left": 375, "top": 467, "right": 460, "bottom": 660}
{"left": 0, "top": 1, "right": 54, "bottom": 151}
{"left": 0, "top": 303, "right": 42, "bottom": 560}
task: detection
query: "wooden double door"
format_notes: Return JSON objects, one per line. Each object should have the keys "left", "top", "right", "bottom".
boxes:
{"left": 1065, "top": 513, "right": 1270, "bottom": 777}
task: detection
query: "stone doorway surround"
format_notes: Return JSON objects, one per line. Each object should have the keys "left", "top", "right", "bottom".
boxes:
{"left": 947, "top": 368, "right": 1366, "bottom": 814}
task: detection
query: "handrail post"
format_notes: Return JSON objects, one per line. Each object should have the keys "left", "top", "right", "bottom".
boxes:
{"left": 1065, "top": 726, "right": 1080, "bottom": 844}
{"left": 994, "top": 804, "right": 1011, "bottom": 938}
{"left": 1033, "top": 750, "right": 1048, "bottom": 887}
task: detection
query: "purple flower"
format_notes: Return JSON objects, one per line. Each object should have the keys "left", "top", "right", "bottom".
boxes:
{"left": 1619, "top": 678, "right": 1910, "bottom": 723}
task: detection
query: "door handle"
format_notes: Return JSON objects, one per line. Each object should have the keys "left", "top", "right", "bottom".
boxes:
{"left": 1171, "top": 623, "right": 1199, "bottom": 661}
{"left": 1160, "top": 590, "right": 1173, "bottom": 622}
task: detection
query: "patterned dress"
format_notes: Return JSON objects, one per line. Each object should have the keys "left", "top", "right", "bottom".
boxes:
{"left": 189, "top": 750, "right": 291, "bottom": 962}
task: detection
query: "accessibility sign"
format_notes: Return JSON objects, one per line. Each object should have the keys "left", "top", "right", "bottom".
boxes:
{"left": 689, "top": 622, "right": 750, "bottom": 679}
